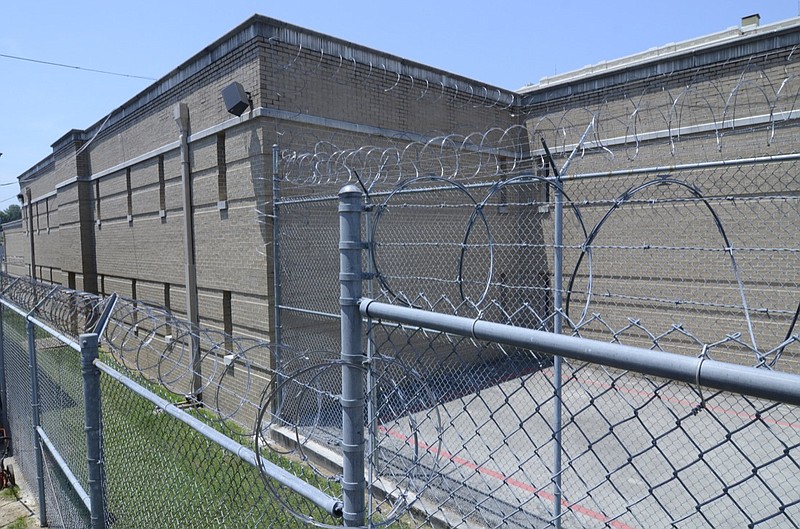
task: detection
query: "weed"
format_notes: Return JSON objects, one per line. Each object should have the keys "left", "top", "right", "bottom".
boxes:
{"left": 0, "top": 485, "right": 19, "bottom": 499}
{"left": 6, "top": 516, "right": 29, "bottom": 529}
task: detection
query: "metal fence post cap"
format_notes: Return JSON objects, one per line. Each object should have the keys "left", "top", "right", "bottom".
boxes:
{"left": 338, "top": 184, "right": 362, "bottom": 197}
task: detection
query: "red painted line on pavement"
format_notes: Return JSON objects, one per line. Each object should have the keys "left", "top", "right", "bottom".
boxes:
{"left": 379, "top": 425, "right": 638, "bottom": 529}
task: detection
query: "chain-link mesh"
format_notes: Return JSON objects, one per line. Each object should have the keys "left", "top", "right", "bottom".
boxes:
{"left": 2, "top": 39, "right": 800, "bottom": 528}
{"left": 37, "top": 334, "right": 90, "bottom": 529}
{"left": 2, "top": 308, "right": 35, "bottom": 494}
{"left": 0, "top": 277, "right": 348, "bottom": 528}
{"left": 362, "top": 322, "right": 800, "bottom": 528}
{"left": 99, "top": 366, "right": 340, "bottom": 528}
{"left": 272, "top": 50, "right": 800, "bottom": 527}
{"left": 41, "top": 446, "right": 91, "bottom": 529}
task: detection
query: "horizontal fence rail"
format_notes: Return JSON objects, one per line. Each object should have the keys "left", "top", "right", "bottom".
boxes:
{"left": 327, "top": 167, "right": 800, "bottom": 528}
{"left": 360, "top": 299, "right": 800, "bottom": 407}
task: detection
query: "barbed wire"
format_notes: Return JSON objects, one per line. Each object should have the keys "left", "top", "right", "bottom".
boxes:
{"left": 268, "top": 52, "right": 800, "bottom": 190}
{"left": 265, "top": 36, "right": 517, "bottom": 112}
{"left": 0, "top": 273, "right": 359, "bottom": 528}
{"left": 366, "top": 174, "right": 800, "bottom": 365}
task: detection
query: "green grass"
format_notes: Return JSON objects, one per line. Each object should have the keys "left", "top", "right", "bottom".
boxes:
{"left": 6, "top": 516, "right": 29, "bottom": 529}
{"left": 0, "top": 485, "right": 19, "bottom": 499}
{"left": 4, "top": 314, "right": 417, "bottom": 528}
{"left": 97, "top": 356, "right": 344, "bottom": 528}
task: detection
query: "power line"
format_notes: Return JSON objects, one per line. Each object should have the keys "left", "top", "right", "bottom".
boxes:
{"left": 0, "top": 53, "right": 156, "bottom": 81}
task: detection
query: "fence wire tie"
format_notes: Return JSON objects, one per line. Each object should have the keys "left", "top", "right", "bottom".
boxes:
{"left": 695, "top": 344, "right": 709, "bottom": 410}
{"left": 471, "top": 316, "right": 481, "bottom": 340}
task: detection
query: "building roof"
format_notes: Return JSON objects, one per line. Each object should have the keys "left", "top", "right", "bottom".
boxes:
{"left": 518, "top": 15, "right": 800, "bottom": 97}
{"left": 17, "top": 15, "right": 518, "bottom": 184}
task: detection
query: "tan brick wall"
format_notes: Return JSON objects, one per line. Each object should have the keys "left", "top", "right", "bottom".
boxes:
{"left": 10, "top": 16, "right": 517, "bottom": 318}
{"left": 3, "top": 221, "right": 27, "bottom": 277}
{"left": 9, "top": 15, "right": 796, "bottom": 381}
{"left": 519, "top": 45, "right": 800, "bottom": 366}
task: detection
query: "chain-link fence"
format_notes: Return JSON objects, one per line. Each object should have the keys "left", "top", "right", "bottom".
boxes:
{"left": 360, "top": 297, "right": 800, "bottom": 529}
{"left": 294, "top": 182, "right": 800, "bottom": 529}
{"left": 0, "top": 275, "right": 345, "bottom": 528}
{"left": 3, "top": 43, "right": 800, "bottom": 528}
{"left": 268, "top": 52, "right": 800, "bottom": 527}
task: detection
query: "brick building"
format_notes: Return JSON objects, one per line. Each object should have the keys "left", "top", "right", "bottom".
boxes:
{"left": 3, "top": 15, "right": 519, "bottom": 342}
{"left": 4, "top": 14, "right": 799, "bottom": 367}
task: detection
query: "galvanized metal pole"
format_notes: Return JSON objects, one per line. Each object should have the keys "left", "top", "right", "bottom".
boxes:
{"left": 542, "top": 137, "right": 564, "bottom": 528}
{"left": 0, "top": 305, "right": 7, "bottom": 438}
{"left": 338, "top": 184, "right": 366, "bottom": 527}
{"left": 552, "top": 181, "right": 565, "bottom": 528}
{"left": 26, "top": 319, "right": 47, "bottom": 526}
{"left": 360, "top": 298, "right": 800, "bottom": 406}
{"left": 271, "top": 144, "right": 283, "bottom": 413}
{"left": 81, "top": 333, "right": 106, "bottom": 529}
{"left": 364, "top": 198, "right": 379, "bottom": 496}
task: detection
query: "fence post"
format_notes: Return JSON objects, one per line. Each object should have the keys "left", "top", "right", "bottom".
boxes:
{"left": 542, "top": 137, "right": 565, "bottom": 528}
{"left": 26, "top": 319, "right": 47, "bottom": 527}
{"left": 0, "top": 305, "right": 8, "bottom": 439}
{"left": 338, "top": 184, "right": 366, "bottom": 527}
{"left": 80, "top": 333, "right": 106, "bottom": 529}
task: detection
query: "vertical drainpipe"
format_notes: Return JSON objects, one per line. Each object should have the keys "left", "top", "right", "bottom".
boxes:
{"left": 174, "top": 103, "right": 202, "bottom": 401}
{"left": 26, "top": 188, "right": 36, "bottom": 281}
{"left": 271, "top": 145, "right": 283, "bottom": 413}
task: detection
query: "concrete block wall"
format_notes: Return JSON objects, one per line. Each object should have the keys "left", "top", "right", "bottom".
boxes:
{"left": 56, "top": 183, "right": 85, "bottom": 275}
{"left": 2, "top": 221, "right": 27, "bottom": 277}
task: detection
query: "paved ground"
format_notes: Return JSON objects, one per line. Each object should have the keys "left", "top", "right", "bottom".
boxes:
{"left": 0, "top": 458, "right": 37, "bottom": 528}
{"left": 370, "top": 363, "right": 800, "bottom": 529}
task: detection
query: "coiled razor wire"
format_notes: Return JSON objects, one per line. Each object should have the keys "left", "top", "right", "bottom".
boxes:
{"left": 270, "top": 52, "right": 800, "bottom": 192}
{"left": 264, "top": 36, "right": 517, "bottom": 112}
{"left": 0, "top": 275, "right": 264, "bottom": 438}
{"left": 277, "top": 125, "right": 535, "bottom": 190}
{"left": 263, "top": 30, "right": 800, "bottom": 136}
{"left": 254, "top": 356, "right": 443, "bottom": 528}
{"left": 363, "top": 173, "right": 795, "bottom": 366}
{"left": 0, "top": 273, "right": 453, "bottom": 527}
{"left": 563, "top": 177, "right": 759, "bottom": 353}
{"left": 0, "top": 274, "right": 340, "bottom": 527}
{"left": 0, "top": 275, "right": 108, "bottom": 335}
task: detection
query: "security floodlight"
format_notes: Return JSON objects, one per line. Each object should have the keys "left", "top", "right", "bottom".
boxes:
{"left": 222, "top": 82, "right": 251, "bottom": 117}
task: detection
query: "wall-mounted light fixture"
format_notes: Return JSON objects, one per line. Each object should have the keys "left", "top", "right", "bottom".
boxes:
{"left": 222, "top": 82, "right": 252, "bottom": 117}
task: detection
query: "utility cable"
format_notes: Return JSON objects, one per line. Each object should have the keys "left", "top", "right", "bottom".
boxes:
{"left": 0, "top": 52, "right": 156, "bottom": 81}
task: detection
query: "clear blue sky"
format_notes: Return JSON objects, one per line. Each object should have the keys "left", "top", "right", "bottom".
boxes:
{"left": 1, "top": 1, "right": 797, "bottom": 208}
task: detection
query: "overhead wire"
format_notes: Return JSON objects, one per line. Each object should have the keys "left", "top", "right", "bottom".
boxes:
{"left": 0, "top": 52, "right": 156, "bottom": 81}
